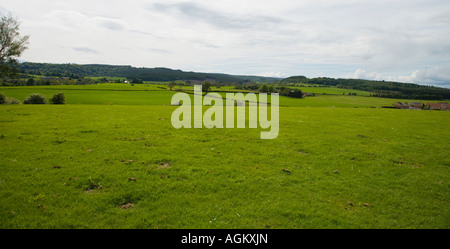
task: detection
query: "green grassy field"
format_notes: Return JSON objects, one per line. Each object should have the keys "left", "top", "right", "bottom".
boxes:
{"left": 290, "top": 85, "right": 372, "bottom": 96}
{"left": 0, "top": 85, "right": 449, "bottom": 228}
{"left": 0, "top": 84, "right": 441, "bottom": 107}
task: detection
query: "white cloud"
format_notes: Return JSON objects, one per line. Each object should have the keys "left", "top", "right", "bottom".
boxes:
{"left": 346, "top": 69, "right": 384, "bottom": 81}
{"left": 73, "top": 47, "right": 99, "bottom": 54}
{"left": 346, "top": 66, "right": 450, "bottom": 88}
{"left": 407, "top": 67, "right": 450, "bottom": 87}
{"left": 257, "top": 72, "right": 286, "bottom": 78}
{"left": 1, "top": 0, "right": 449, "bottom": 87}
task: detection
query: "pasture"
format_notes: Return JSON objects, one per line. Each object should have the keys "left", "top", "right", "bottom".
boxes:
{"left": 0, "top": 84, "right": 449, "bottom": 228}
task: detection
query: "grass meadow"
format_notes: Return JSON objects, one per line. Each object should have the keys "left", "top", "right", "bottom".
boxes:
{"left": 0, "top": 84, "right": 449, "bottom": 228}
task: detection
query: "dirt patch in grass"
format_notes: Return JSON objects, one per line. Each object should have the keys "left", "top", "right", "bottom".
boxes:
{"left": 120, "top": 203, "right": 134, "bottom": 209}
{"left": 157, "top": 162, "right": 172, "bottom": 169}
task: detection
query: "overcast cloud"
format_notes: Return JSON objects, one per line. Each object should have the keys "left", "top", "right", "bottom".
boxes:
{"left": 1, "top": 0, "right": 449, "bottom": 87}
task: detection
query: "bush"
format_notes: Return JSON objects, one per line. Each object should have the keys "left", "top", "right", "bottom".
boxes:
{"left": 259, "top": 84, "right": 269, "bottom": 93}
{"left": 5, "top": 97, "right": 20, "bottom": 104}
{"left": 277, "top": 87, "right": 303, "bottom": 98}
{"left": 23, "top": 93, "right": 47, "bottom": 104}
{"left": 131, "top": 78, "right": 143, "bottom": 84}
{"left": 287, "top": 88, "right": 303, "bottom": 98}
{"left": 0, "top": 93, "right": 20, "bottom": 104}
{"left": 50, "top": 92, "right": 65, "bottom": 104}
{"left": 0, "top": 93, "right": 5, "bottom": 104}
{"left": 259, "top": 84, "right": 276, "bottom": 93}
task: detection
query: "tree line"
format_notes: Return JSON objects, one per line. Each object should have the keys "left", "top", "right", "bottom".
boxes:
{"left": 17, "top": 62, "right": 266, "bottom": 83}
{"left": 234, "top": 82, "right": 303, "bottom": 98}
{"left": 281, "top": 76, "right": 450, "bottom": 100}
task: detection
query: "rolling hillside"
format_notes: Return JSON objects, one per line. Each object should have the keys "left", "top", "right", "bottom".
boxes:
{"left": 281, "top": 76, "right": 450, "bottom": 100}
{"left": 17, "top": 62, "right": 281, "bottom": 83}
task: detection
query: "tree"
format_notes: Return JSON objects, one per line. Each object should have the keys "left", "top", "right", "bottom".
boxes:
{"left": 23, "top": 93, "right": 46, "bottom": 104}
{"left": 0, "top": 14, "right": 29, "bottom": 78}
{"left": 259, "top": 84, "right": 269, "bottom": 93}
{"left": 26, "top": 78, "right": 34, "bottom": 86}
{"left": 131, "top": 78, "right": 143, "bottom": 84}
{"left": 168, "top": 81, "right": 175, "bottom": 91}
{"left": 287, "top": 88, "right": 303, "bottom": 98}
{"left": 49, "top": 92, "right": 65, "bottom": 104}
{"left": 202, "top": 81, "right": 211, "bottom": 94}
{"left": 0, "top": 92, "right": 5, "bottom": 104}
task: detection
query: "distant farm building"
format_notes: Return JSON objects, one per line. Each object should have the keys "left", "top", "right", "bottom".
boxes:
{"left": 393, "top": 102, "right": 409, "bottom": 109}
{"left": 428, "top": 103, "right": 441, "bottom": 110}
{"left": 439, "top": 102, "right": 450, "bottom": 110}
{"left": 410, "top": 102, "right": 423, "bottom": 110}
{"left": 426, "top": 102, "right": 450, "bottom": 111}
{"left": 392, "top": 102, "right": 449, "bottom": 111}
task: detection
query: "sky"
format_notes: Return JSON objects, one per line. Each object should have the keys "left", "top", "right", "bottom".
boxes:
{"left": 1, "top": 0, "right": 449, "bottom": 87}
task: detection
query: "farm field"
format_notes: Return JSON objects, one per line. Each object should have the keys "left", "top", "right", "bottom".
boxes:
{"left": 0, "top": 85, "right": 449, "bottom": 229}
{"left": 0, "top": 84, "right": 443, "bottom": 107}
{"left": 290, "top": 85, "right": 372, "bottom": 96}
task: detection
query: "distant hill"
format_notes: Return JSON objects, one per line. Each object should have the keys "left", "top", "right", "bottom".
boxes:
{"left": 16, "top": 62, "right": 449, "bottom": 100}
{"left": 18, "top": 62, "right": 280, "bottom": 83}
{"left": 281, "top": 76, "right": 450, "bottom": 100}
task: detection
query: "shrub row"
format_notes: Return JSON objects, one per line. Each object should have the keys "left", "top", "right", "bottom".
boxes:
{"left": 0, "top": 93, "right": 21, "bottom": 105}
{"left": 0, "top": 92, "right": 65, "bottom": 105}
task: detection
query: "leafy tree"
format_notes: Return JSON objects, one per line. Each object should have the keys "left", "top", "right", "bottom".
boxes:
{"left": 26, "top": 78, "right": 34, "bottom": 86}
{"left": 131, "top": 78, "right": 143, "bottom": 84}
{"left": 0, "top": 14, "right": 29, "bottom": 78}
{"left": 259, "top": 84, "right": 269, "bottom": 93}
{"left": 0, "top": 93, "right": 20, "bottom": 104}
{"left": 0, "top": 92, "right": 5, "bottom": 104}
{"left": 276, "top": 86, "right": 303, "bottom": 98}
{"left": 287, "top": 88, "right": 303, "bottom": 98}
{"left": 168, "top": 81, "right": 175, "bottom": 91}
{"left": 202, "top": 81, "right": 211, "bottom": 94}
{"left": 23, "top": 93, "right": 46, "bottom": 104}
{"left": 258, "top": 84, "right": 276, "bottom": 93}
{"left": 49, "top": 92, "right": 65, "bottom": 104}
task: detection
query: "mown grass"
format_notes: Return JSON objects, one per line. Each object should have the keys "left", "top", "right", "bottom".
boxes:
{"left": 0, "top": 102, "right": 449, "bottom": 229}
